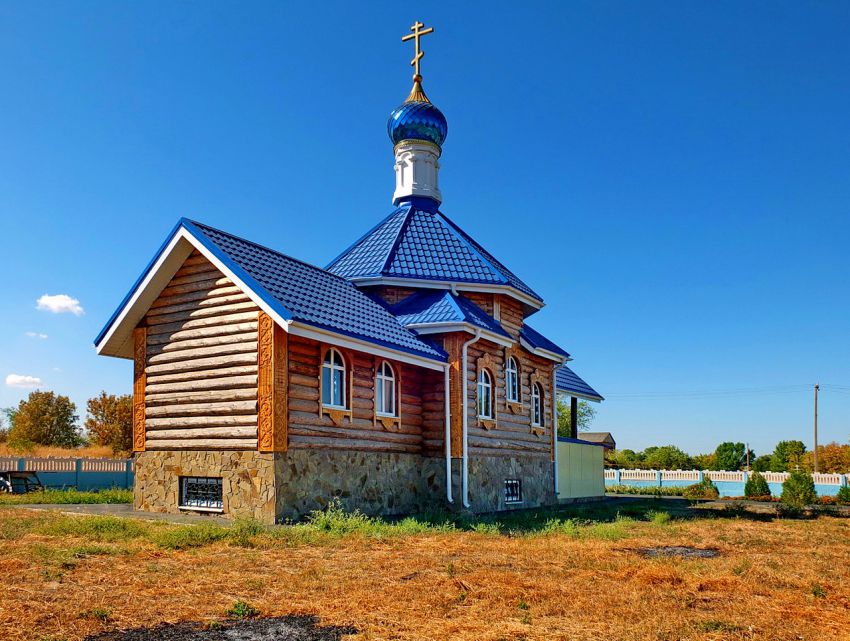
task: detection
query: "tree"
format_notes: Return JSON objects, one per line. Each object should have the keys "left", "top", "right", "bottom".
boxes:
{"left": 642, "top": 445, "right": 693, "bottom": 470}
{"left": 556, "top": 397, "right": 596, "bottom": 437}
{"left": 8, "top": 391, "right": 80, "bottom": 449}
{"left": 751, "top": 455, "right": 773, "bottom": 472}
{"left": 712, "top": 442, "right": 754, "bottom": 471}
{"left": 607, "top": 448, "right": 642, "bottom": 469}
{"left": 769, "top": 440, "right": 806, "bottom": 472}
{"left": 781, "top": 470, "right": 817, "bottom": 508}
{"left": 801, "top": 442, "right": 850, "bottom": 474}
{"left": 85, "top": 392, "right": 133, "bottom": 454}
{"left": 691, "top": 453, "right": 716, "bottom": 471}
{"left": 744, "top": 471, "right": 771, "bottom": 499}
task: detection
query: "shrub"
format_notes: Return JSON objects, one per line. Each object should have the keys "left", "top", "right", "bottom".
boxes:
{"left": 605, "top": 484, "right": 684, "bottom": 497}
{"left": 835, "top": 485, "right": 850, "bottom": 505}
{"left": 781, "top": 470, "right": 817, "bottom": 508}
{"left": 682, "top": 478, "right": 720, "bottom": 500}
{"left": 226, "top": 600, "right": 259, "bottom": 619}
{"left": 744, "top": 471, "right": 771, "bottom": 500}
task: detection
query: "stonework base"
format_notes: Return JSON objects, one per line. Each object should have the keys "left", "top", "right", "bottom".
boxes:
{"left": 133, "top": 450, "right": 277, "bottom": 524}
{"left": 466, "top": 454, "right": 555, "bottom": 513}
{"left": 275, "top": 449, "right": 445, "bottom": 521}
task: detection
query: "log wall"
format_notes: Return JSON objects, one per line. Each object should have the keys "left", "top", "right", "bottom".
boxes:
{"left": 286, "top": 335, "right": 443, "bottom": 455}
{"left": 140, "top": 251, "right": 261, "bottom": 450}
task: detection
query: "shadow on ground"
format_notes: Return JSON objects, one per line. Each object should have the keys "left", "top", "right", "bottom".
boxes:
{"left": 85, "top": 615, "right": 357, "bottom": 641}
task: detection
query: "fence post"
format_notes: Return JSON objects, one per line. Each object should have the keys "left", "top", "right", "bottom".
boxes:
{"left": 75, "top": 458, "right": 82, "bottom": 490}
{"left": 697, "top": 470, "right": 704, "bottom": 483}
{"left": 656, "top": 470, "right": 662, "bottom": 487}
{"left": 17, "top": 457, "right": 26, "bottom": 472}
{"left": 614, "top": 469, "right": 621, "bottom": 484}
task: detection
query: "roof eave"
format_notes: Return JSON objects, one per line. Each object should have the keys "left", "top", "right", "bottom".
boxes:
{"left": 405, "top": 322, "right": 514, "bottom": 348}
{"left": 349, "top": 276, "right": 544, "bottom": 310}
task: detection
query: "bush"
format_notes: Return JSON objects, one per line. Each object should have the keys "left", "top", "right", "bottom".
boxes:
{"left": 682, "top": 478, "right": 720, "bottom": 500}
{"left": 605, "top": 484, "right": 684, "bottom": 497}
{"left": 834, "top": 485, "right": 850, "bottom": 505}
{"left": 744, "top": 471, "right": 771, "bottom": 500}
{"left": 781, "top": 470, "right": 817, "bottom": 508}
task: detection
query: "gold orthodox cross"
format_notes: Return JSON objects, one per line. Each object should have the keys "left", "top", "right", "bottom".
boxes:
{"left": 402, "top": 21, "right": 434, "bottom": 77}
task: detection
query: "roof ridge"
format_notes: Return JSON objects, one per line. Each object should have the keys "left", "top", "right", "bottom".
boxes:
{"left": 379, "top": 205, "right": 415, "bottom": 276}
{"left": 324, "top": 204, "right": 410, "bottom": 273}
{"left": 185, "top": 218, "right": 355, "bottom": 287}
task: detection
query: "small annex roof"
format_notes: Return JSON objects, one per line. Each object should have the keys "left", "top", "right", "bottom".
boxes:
{"left": 389, "top": 290, "right": 511, "bottom": 342}
{"left": 555, "top": 364, "right": 604, "bottom": 402}
{"left": 94, "top": 219, "right": 447, "bottom": 367}
{"left": 518, "top": 324, "right": 570, "bottom": 361}
{"left": 577, "top": 432, "right": 616, "bottom": 448}
{"left": 325, "top": 202, "right": 544, "bottom": 309}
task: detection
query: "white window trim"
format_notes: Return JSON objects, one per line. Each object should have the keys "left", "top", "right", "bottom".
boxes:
{"left": 477, "top": 368, "right": 493, "bottom": 419}
{"left": 322, "top": 348, "right": 348, "bottom": 409}
{"left": 531, "top": 383, "right": 544, "bottom": 427}
{"left": 506, "top": 356, "right": 519, "bottom": 403}
{"left": 376, "top": 361, "right": 397, "bottom": 418}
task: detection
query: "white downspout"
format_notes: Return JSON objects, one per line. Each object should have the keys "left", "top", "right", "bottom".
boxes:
{"left": 444, "top": 364, "right": 453, "bottom": 504}
{"left": 461, "top": 329, "right": 482, "bottom": 509}
{"left": 553, "top": 367, "right": 559, "bottom": 497}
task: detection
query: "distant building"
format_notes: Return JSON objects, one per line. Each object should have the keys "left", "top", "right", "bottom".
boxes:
{"left": 578, "top": 432, "right": 616, "bottom": 450}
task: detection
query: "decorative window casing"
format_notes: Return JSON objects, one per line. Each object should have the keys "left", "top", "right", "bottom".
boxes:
{"left": 180, "top": 476, "right": 223, "bottom": 512}
{"left": 320, "top": 347, "right": 352, "bottom": 426}
{"left": 477, "top": 368, "right": 493, "bottom": 420}
{"left": 374, "top": 360, "right": 402, "bottom": 431}
{"left": 504, "top": 479, "right": 523, "bottom": 504}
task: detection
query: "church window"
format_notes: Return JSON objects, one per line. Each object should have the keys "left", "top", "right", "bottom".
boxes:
{"left": 531, "top": 383, "right": 544, "bottom": 427}
{"left": 478, "top": 368, "right": 493, "bottom": 419}
{"left": 506, "top": 357, "right": 519, "bottom": 403}
{"left": 322, "top": 348, "right": 347, "bottom": 409}
{"left": 376, "top": 361, "right": 397, "bottom": 417}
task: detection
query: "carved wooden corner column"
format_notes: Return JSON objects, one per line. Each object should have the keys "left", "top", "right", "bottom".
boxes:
{"left": 132, "top": 326, "right": 147, "bottom": 452}
{"left": 446, "top": 334, "right": 464, "bottom": 458}
{"left": 257, "top": 311, "right": 288, "bottom": 452}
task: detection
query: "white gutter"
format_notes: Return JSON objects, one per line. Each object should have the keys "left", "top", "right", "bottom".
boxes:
{"left": 461, "top": 329, "right": 482, "bottom": 509}
{"left": 444, "top": 364, "right": 453, "bottom": 504}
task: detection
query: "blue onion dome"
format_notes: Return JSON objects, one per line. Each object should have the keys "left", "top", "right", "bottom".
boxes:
{"left": 387, "top": 75, "right": 448, "bottom": 148}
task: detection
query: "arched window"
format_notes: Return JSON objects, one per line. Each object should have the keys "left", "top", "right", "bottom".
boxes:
{"left": 477, "top": 369, "right": 493, "bottom": 419}
{"left": 376, "top": 361, "right": 396, "bottom": 417}
{"left": 531, "top": 382, "right": 544, "bottom": 427}
{"left": 506, "top": 357, "right": 519, "bottom": 403}
{"left": 322, "top": 348, "right": 346, "bottom": 408}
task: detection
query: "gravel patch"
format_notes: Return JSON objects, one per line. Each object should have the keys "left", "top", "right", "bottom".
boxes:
{"left": 85, "top": 616, "right": 357, "bottom": 641}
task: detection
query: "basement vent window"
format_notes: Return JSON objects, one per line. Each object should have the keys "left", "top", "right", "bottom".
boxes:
{"left": 504, "top": 479, "right": 523, "bottom": 504}
{"left": 180, "top": 476, "right": 223, "bottom": 512}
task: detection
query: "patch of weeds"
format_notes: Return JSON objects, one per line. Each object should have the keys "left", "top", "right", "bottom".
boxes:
{"left": 205, "top": 621, "right": 223, "bottom": 631}
{"left": 455, "top": 589, "right": 468, "bottom": 604}
{"left": 38, "top": 515, "right": 149, "bottom": 542}
{"left": 0, "top": 488, "right": 133, "bottom": 505}
{"left": 584, "top": 515, "right": 635, "bottom": 541}
{"left": 446, "top": 562, "right": 456, "bottom": 578}
{"left": 226, "top": 600, "right": 260, "bottom": 619}
{"left": 471, "top": 521, "right": 501, "bottom": 535}
{"left": 230, "top": 517, "right": 264, "bottom": 548}
{"left": 811, "top": 583, "right": 827, "bottom": 598}
{"left": 79, "top": 607, "right": 111, "bottom": 622}
{"left": 521, "top": 612, "right": 531, "bottom": 625}
{"left": 151, "top": 522, "right": 230, "bottom": 550}
{"left": 647, "top": 510, "right": 672, "bottom": 525}
{"left": 732, "top": 559, "right": 752, "bottom": 576}
{"left": 518, "top": 600, "right": 530, "bottom": 610}
{"left": 697, "top": 620, "right": 743, "bottom": 633}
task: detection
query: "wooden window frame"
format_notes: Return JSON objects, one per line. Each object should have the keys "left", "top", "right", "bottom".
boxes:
{"left": 529, "top": 369, "right": 546, "bottom": 437}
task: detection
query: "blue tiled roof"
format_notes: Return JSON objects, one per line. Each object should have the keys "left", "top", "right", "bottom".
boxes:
{"left": 519, "top": 324, "right": 570, "bottom": 358}
{"left": 165, "top": 220, "right": 446, "bottom": 362}
{"left": 556, "top": 365, "right": 604, "bottom": 401}
{"left": 326, "top": 203, "right": 543, "bottom": 303}
{"left": 390, "top": 290, "right": 510, "bottom": 338}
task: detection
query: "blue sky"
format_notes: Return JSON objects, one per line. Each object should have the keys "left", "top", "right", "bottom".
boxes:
{"left": 1, "top": 2, "right": 848, "bottom": 455}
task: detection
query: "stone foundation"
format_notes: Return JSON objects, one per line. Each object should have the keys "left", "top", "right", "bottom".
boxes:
{"left": 275, "top": 449, "right": 445, "bottom": 521}
{"left": 133, "top": 450, "right": 277, "bottom": 523}
{"left": 466, "top": 454, "right": 555, "bottom": 513}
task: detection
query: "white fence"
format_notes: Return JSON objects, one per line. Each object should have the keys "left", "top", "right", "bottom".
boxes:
{"left": 0, "top": 456, "right": 134, "bottom": 490}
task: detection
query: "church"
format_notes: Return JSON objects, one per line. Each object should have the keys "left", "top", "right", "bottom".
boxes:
{"left": 95, "top": 22, "right": 603, "bottom": 523}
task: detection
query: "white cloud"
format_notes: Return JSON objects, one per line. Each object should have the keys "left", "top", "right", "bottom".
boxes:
{"left": 36, "top": 294, "right": 84, "bottom": 316}
{"left": 25, "top": 331, "right": 48, "bottom": 339}
{"left": 6, "top": 374, "right": 42, "bottom": 388}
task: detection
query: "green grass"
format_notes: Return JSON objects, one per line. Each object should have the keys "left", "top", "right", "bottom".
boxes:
{"left": 3, "top": 498, "right": 687, "bottom": 551}
{"left": 0, "top": 488, "right": 133, "bottom": 505}
{"left": 606, "top": 484, "right": 686, "bottom": 497}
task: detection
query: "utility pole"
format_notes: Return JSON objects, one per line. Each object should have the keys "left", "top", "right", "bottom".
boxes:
{"left": 813, "top": 383, "right": 819, "bottom": 474}
{"left": 745, "top": 443, "right": 750, "bottom": 471}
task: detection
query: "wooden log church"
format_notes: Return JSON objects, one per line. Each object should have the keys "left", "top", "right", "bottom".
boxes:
{"left": 95, "top": 23, "right": 603, "bottom": 522}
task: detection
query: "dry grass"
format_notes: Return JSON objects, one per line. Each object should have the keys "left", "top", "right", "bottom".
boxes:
{"left": 0, "top": 444, "right": 120, "bottom": 459}
{"left": 2, "top": 504, "right": 849, "bottom": 641}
